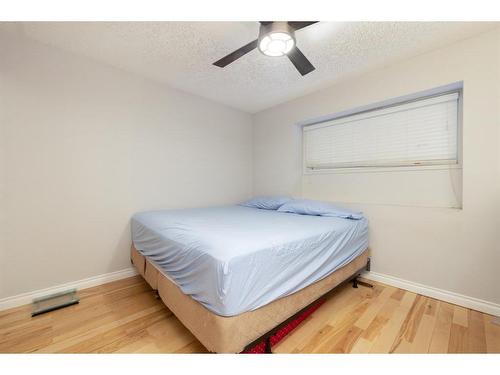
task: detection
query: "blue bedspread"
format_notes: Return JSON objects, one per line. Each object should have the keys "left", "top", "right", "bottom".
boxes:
{"left": 131, "top": 205, "right": 368, "bottom": 316}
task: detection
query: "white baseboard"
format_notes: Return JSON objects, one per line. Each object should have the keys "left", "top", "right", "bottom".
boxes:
{"left": 362, "top": 271, "right": 500, "bottom": 317}
{"left": 0, "top": 267, "right": 138, "bottom": 312}
{"left": 2, "top": 267, "right": 498, "bottom": 317}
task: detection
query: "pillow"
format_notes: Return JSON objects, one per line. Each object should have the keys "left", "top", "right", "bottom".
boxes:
{"left": 239, "top": 196, "right": 292, "bottom": 210}
{"left": 277, "top": 199, "right": 363, "bottom": 220}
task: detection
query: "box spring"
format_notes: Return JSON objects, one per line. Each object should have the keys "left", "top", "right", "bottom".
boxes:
{"left": 131, "top": 245, "right": 368, "bottom": 353}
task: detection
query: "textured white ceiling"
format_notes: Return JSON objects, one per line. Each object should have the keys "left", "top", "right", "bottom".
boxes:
{"left": 10, "top": 22, "right": 499, "bottom": 113}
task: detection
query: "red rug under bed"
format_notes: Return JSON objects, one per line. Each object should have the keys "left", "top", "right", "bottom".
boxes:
{"left": 242, "top": 298, "right": 326, "bottom": 354}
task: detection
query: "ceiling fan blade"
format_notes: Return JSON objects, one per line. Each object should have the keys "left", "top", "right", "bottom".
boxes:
{"left": 287, "top": 46, "right": 315, "bottom": 76}
{"left": 288, "top": 21, "right": 318, "bottom": 31}
{"left": 213, "top": 39, "right": 258, "bottom": 67}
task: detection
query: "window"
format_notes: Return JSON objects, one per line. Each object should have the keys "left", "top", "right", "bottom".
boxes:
{"left": 303, "top": 92, "right": 460, "bottom": 172}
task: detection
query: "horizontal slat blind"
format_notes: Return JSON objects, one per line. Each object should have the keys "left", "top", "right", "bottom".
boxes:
{"left": 303, "top": 92, "right": 459, "bottom": 170}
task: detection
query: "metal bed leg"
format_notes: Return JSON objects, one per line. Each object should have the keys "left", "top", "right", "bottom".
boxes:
{"left": 352, "top": 277, "right": 358, "bottom": 288}
{"left": 352, "top": 276, "right": 374, "bottom": 289}
{"left": 357, "top": 280, "right": 374, "bottom": 288}
{"left": 264, "top": 337, "right": 272, "bottom": 353}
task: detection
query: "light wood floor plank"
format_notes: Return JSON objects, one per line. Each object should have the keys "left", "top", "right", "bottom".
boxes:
{"left": 452, "top": 305, "right": 469, "bottom": 328}
{"left": 369, "top": 293, "right": 418, "bottom": 353}
{"left": 349, "top": 337, "right": 374, "bottom": 353}
{"left": 391, "top": 295, "right": 428, "bottom": 350}
{"left": 360, "top": 296, "right": 400, "bottom": 342}
{"left": 390, "top": 289, "right": 405, "bottom": 301}
{"left": 408, "top": 313, "right": 437, "bottom": 353}
{"left": 0, "top": 276, "right": 497, "bottom": 354}
{"left": 391, "top": 338, "right": 413, "bottom": 353}
{"left": 424, "top": 298, "right": 438, "bottom": 317}
{"left": 306, "top": 299, "right": 371, "bottom": 353}
{"left": 467, "top": 310, "right": 486, "bottom": 353}
{"left": 448, "top": 323, "right": 468, "bottom": 353}
{"left": 354, "top": 285, "right": 395, "bottom": 330}
{"left": 428, "top": 302, "right": 454, "bottom": 353}
{"left": 327, "top": 326, "right": 363, "bottom": 353}
{"left": 484, "top": 314, "right": 500, "bottom": 353}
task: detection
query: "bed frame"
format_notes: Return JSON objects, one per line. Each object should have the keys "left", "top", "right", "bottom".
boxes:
{"left": 131, "top": 245, "right": 371, "bottom": 353}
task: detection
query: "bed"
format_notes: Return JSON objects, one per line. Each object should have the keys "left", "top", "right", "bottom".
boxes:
{"left": 130, "top": 203, "right": 369, "bottom": 353}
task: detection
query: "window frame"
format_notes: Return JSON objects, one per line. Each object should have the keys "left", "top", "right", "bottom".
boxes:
{"left": 301, "top": 83, "right": 463, "bottom": 175}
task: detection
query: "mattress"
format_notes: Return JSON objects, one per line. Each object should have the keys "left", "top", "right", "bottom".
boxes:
{"left": 131, "top": 205, "right": 368, "bottom": 317}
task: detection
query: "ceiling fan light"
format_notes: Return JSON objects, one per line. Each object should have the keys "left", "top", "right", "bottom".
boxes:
{"left": 285, "top": 39, "right": 295, "bottom": 53}
{"left": 271, "top": 32, "right": 291, "bottom": 41}
{"left": 268, "top": 39, "right": 287, "bottom": 53}
{"left": 259, "top": 32, "right": 295, "bottom": 57}
{"left": 259, "top": 35, "right": 271, "bottom": 52}
{"left": 258, "top": 22, "right": 296, "bottom": 57}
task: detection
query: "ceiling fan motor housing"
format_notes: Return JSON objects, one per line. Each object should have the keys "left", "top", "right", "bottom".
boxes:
{"left": 258, "top": 22, "right": 296, "bottom": 56}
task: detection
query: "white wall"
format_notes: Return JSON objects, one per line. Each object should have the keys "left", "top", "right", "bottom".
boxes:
{"left": 1, "top": 27, "right": 499, "bottom": 310}
{"left": 253, "top": 29, "right": 500, "bottom": 305}
{"left": 0, "top": 33, "right": 253, "bottom": 299}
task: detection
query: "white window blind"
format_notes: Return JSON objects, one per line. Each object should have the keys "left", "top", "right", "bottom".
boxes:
{"left": 303, "top": 92, "right": 459, "bottom": 170}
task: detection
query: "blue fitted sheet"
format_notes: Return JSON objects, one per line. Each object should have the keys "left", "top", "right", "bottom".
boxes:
{"left": 131, "top": 205, "right": 368, "bottom": 316}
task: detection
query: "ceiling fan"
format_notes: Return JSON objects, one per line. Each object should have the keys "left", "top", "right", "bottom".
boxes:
{"left": 213, "top": 21, "right": 318, "bottom": 76}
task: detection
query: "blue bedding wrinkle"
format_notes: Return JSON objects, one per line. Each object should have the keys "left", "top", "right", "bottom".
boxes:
{"left": 277, "top": 199, "right": 363, "bottom": 219}
{"left": 131, "top": 205, "right": 368, "bottom": 316}
{"left": 238, "top": 195, "right": 292, "bottom": 210}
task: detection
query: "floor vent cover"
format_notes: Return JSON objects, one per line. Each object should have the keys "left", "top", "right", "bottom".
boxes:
{"left": 32, "top": 289, "right": 79, "bottom": 317}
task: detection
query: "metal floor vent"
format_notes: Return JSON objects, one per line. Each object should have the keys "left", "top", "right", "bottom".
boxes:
{"left": 32, "top": 289, "right": 79, "bottom": 317}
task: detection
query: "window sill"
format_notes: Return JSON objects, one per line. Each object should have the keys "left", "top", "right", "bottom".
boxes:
{"left": 303, "top": 164, "right": 462, "bottom": 175}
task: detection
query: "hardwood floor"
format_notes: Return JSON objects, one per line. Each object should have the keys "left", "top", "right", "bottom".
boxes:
{"left": 0, "top": 276, "right": 498, "bottom": 353}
